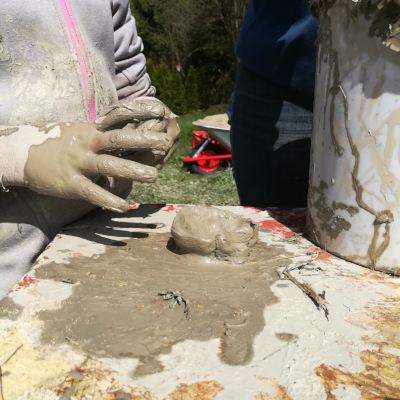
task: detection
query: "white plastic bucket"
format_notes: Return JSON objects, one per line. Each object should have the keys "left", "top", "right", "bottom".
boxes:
{"left": 308, "top": 0, "right": 400, "bottom": 273}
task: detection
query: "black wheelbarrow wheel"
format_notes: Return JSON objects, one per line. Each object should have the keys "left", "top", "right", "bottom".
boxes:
{"left": 188, "top": 144, "right": 228, "bottom": 175}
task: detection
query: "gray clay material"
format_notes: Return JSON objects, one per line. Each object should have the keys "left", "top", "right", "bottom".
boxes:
{"left": 36, "top": 231, "right": 281, "bottom": 374}
{"left": 171, "top": 206, "right": 259, "bottom": 264}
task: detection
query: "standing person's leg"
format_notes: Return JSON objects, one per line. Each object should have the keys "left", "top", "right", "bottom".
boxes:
{"left": 230, "top": 63, "right": 314, "bottom": 208}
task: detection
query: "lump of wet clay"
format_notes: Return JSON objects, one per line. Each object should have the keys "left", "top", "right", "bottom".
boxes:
{"left": 171, "top": 206, "right": 259, "bottom": 264}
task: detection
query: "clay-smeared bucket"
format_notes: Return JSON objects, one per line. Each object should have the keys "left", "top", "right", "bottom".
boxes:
{"left": 308, "top": 0, "right": 400, "bottom": 273}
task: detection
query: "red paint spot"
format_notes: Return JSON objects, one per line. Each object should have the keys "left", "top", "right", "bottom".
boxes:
{"left": 259, "top": 219, "right": 295, "bottom": 239}
{"left": 43, "top": 256, "right": 49, "bottom": 260}
{"left": 162, "top": 205, "right": 182, "bottom": 212}
{"left": 16, "top": 276, "right": 37, "bottom": 290}
{"left": 157, "top": 204, "right": 182, "bottom": 212}
{"left": 266, "top": 208, "right": 307, "bottom": 233}
{"left": 308, "top": 246, "right": 337, "bottom": 262}
{"left": 317, "top": 252, "right": 337, "bottom": 262}
{"left": 175, "top": 256, "right": 181, "bottom": 260}
{"left": 159, "top": 239, "right": 169, "bottom": 242}
{"left": 45, "top": 245, "right": 51, "bottom": 250}
{"left": 129, "top": 203, "right": 139, "bottom": 210}
{"left": 57, "top": 234, "right": 62, "bottom": 239}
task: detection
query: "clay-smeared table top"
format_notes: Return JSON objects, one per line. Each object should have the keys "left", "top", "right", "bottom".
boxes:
{"left": 1, "top": 205, "right": 399, "bottom": 400}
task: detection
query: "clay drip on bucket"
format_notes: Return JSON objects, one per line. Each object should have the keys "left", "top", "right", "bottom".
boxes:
{"left": 307, "top": 0, "right": 400, "bottom": 273}
{"left": 171, "top": 205, "right": 259, "bottom": 264}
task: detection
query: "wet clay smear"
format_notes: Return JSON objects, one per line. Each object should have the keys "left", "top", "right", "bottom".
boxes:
{"left": 0, "top": 297, "right": 23, "bottom": 321}
{"left": 37, "top": 232, "right": 280, "bottom": 374}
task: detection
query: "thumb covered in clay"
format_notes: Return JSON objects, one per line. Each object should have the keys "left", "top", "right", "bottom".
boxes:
{"left": 95, "top": 97, "right": 166, "bottom": 132}
{"left": 132, "top": 97, "right": 180, "bottom": 141}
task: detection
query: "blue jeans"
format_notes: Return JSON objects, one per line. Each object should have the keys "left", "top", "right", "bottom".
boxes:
{"left": 230, "top": 63, "right": 314, "bottom": 208}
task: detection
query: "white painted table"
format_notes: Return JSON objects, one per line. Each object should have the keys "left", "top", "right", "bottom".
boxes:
{"left": 0, "top": 205, "right": 399, "bottom": 400}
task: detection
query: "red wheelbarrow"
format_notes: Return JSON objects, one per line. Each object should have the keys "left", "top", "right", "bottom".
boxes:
{"left": 182, "top": 117, "right": 232, "bottom": 175}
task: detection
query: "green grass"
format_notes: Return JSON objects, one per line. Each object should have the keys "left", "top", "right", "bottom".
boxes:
{"left": 128, "top": 105, "right": 240, "bottom": 206}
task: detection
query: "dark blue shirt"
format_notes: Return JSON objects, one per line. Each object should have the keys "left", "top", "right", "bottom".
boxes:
{"left": 235, "top": 0, "right": 318, "bottom": 97}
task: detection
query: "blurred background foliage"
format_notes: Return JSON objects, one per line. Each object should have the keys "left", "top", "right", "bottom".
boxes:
{"left": 128, "top": 0, "right": 248, "bottom": 205}
{"left": 130, "top": 0, "right": 248, "bottom": 114}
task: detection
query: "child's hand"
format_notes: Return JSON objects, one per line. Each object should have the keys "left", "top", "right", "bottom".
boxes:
{"left": 118, "top": 98, "right": 180, "bottom": 170}
{"left": 2, "top": 98, "right": 178, "bottom": 213}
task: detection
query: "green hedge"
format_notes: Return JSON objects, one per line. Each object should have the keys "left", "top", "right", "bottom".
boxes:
{"left": 147, "top": 60, "right": 212, "bottom": 115}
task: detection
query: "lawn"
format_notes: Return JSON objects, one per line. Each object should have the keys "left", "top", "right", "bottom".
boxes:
{"left": 128, "top": 105, "right": 240, "bottom": 206}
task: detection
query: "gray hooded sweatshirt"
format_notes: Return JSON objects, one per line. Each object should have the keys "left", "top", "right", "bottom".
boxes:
{"left": 0, "top": 0, "right": 155, "bottom": 299}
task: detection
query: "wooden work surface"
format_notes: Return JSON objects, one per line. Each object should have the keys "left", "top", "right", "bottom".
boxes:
{"left": 0, "top": 205, "right": 399, "bottom": 400}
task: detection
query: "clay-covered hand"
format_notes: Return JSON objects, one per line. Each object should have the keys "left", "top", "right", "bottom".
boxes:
{"left": 98, "top": 97, "right": 180, "bottom": 170}
{"left": 94, "top": 97, "right": 180, "bottom": 202}
{"left": 0, "top": 98, "right": 179, "bottom": 213}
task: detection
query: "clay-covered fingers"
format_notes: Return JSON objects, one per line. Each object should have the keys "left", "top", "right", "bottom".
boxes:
{"left": 129, "top": 141, "right": 180, "bottom": 170}
{"left": 139, "top": 119, "right": 168, "bottom": 132}
{"left": 134, "top": 104, "right": 180, "bottom": 139}
{"left": 166, "top": 110, "right": 180, "bottom": 141}
{"left": 76, "top": 178, "right": 130, "bottom": 213}
{"left": 92, "top": 154, "right": 158, "bottom": 183}
{"left": 153, "top": 140, "right": 180, "bottom": 170}
{"left": 95, "top": 100, "right": 165, "bottom": 132}
{"left": 91, "top": 129, "right": 173, "bottom": 154}
{"left": 124, "top": 123, "right": 180, "bottom": 169}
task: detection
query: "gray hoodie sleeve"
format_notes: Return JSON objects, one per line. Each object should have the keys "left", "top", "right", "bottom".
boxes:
{"left": 112, "top": 0, "right": 156, "bottom": 100}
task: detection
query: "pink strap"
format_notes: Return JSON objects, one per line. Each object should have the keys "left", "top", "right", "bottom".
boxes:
{"left": 57, "top": 0, "right": 96, "bottom": 120}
